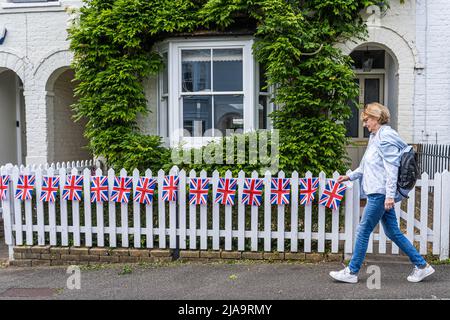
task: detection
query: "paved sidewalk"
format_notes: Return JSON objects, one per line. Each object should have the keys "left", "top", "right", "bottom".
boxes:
{"left": 0, "top": 260, "right": 448, "bottom": 300}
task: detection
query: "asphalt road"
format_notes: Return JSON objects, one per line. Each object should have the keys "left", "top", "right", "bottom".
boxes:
{"left": 0, "top": 260, "right": 448, "bottom": 300}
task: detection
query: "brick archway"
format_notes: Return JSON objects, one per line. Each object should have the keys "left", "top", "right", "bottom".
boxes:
{"left": 337, "top": 26, "right": 419, "bottom": 143}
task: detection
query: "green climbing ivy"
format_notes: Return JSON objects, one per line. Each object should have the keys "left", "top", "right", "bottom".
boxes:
{"left": 69, "top": 0, "right": 390, "bottom": 174}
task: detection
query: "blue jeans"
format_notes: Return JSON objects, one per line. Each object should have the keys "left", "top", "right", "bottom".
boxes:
{"left": 348, "top": 193, "right": 427, "bottom": 274}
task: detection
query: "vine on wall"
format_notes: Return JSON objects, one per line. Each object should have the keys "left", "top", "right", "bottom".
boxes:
{"left": 69, "top": 0, "right": 389, "bottom": 174}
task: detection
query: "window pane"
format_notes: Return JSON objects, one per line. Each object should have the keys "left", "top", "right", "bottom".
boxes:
{"left": 214, "top": 95, "right": 243, "bottom": 135}
{"left": 350, "top": 50, "right": 385, "bottom": 69}
{"left": 183, "top": 96, "right": 212, "bottom": 137}
{"left": 160, "top": 97, "right": 169, "bottom": 137}
{"left": 259, "top": 64, "right": 268, "bottom": 92}
{"left": 182, "top": 50, "right": 211, "bottom": 92}
{"left": 345, "top": 102, "right": 359, "bottom": 138}
{"left": 213, "top": 49, "right": 243, "bottom": 92}
{"left": 258, "top": 95, "right": 268, "bottom": 129}
{"left": 364, "top": 78, "right": 380, "bottom": 137}
{"left": 345, "top": 79, "right": 359, "bottom": 138}
{"left": 162, "top": 52, "right": 168, "bottom": 94}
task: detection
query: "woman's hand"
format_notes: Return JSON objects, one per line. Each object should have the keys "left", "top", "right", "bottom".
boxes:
{"left": 385, "top": 198, "right": 395, "bottom": 210}
{"left": 337, "top": 175, "right": 350, "bottom": 184}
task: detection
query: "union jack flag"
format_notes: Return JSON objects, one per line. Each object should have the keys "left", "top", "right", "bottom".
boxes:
{"left": 270, "top": 178, "right": 290, "bottom": 205}
{"left": 0, "top": 175, "right": 10, "bottom": 201}
{"left": 162, "top": 175, "right": 179, "bottom": 202}
{"left": 189, "top": 178, "right": 210, "bottom": 205}
{"left": 214, "top": 178, "right": 237, "bottom": 206}
{"left": 242, "top": 178, "right": 263, "bottom": 206}
{"left": 319, "top": 180, "right": 347, "bottom": 210}
{"left": 15, "top": 175, "right": 35, "bottom": 201}
{"left": 63, "top": 175, "right": 83, "bottom": 201}
{"left": 90, "top": 176, "right": 109, "bottom": 203}
{"left": 111, "top": 176, "right": 133, "bottom": 203}
{"left": 40, "top": 176, "right": 60, "bottom": 202}
{"left": 299, "top": 178, "right": 319, "bottom": 205}
{"left": 134, "top": 177, "right": 157, "bottom": 205}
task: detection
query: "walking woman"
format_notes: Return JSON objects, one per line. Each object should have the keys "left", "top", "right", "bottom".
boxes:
{"left": 329, "top": 103, "right": 434, "bottom": 283}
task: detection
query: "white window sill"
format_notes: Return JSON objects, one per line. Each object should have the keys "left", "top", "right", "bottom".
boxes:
{"left": 1, "top": 1, "right": 61, "bottom": 10}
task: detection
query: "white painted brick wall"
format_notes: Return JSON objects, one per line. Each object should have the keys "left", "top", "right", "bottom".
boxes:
{"left": 414, "top": 0, "right": 450, "bottom": 144}
{"left": 52, "top": 68, "right": 90, "bottom": 162}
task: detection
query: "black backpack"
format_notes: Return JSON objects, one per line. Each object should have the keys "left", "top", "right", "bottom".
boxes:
{"left": 397, "top": 147, "right": 420, "bottom": 198}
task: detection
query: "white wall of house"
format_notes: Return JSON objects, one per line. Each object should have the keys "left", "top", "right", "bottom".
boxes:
{"left": 414, "top": 0, "right": 450, "bottom": 144}
{"left": 51, "top": 68, "right": 90, "bottom": 162}
{"left": 0, "top": 0, "right": 84, "bottom": 165}
{"left": 0, "top": 69, "right": 19, "bottom": 164}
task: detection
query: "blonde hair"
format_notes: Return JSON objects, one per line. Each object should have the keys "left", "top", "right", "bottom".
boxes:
{"left": 361, "top": 102, "right": 390, "bottom": 125}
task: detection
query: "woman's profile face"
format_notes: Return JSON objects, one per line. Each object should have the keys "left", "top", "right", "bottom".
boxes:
{"left": 362, "top": 115, "right": 379, "bottom": 133}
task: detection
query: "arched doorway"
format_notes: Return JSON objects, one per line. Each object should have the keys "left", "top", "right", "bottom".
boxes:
{"left": 345, "top": 44, "right": 399, "bottom": 169}
{"left": 46, "top": 68, "right": 91, "bottom": 163}
{"left": 0, "top": 68, "right": 26, "bottom": 165}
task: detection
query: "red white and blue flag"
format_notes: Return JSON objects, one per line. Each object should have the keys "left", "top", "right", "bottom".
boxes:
{"left": 15, "top": 175, "right": 35, "bottom": 201}
{"left": 214, "top": 178, "right": 237, "bottom": 206}
{"left": 319, "top": 180, "right": 347, "bottom": 210}
{"left": 111, "top": 176, "right": 133, "bottom": 203}
{"left": 270, "top": 178, "right": 290, "bottom": 205}
{"left": 63, "top": 175, "right": 83, "bottom": 201}
{"left": 90, "top": 176, "right": 109, "bottom": 203}
{"left": 242, "top": 178, "right": 263, "bottom": 206}
{"left": 40, "top": 176, "right": 60, "bottom": 202}
{"left": 299, "top": 178, "right": 319, "bottom": 205}
{"left": 134, "top": 177, "right": 157, "bottom": 205}
{"left": 0, "top": 175, "right": 10, "bottom": 201}
{"left": 162, "top": 175, "right": 179, "bottom": 202}
{"left": 189, "top": 178, "right": 210, "bottom": 205}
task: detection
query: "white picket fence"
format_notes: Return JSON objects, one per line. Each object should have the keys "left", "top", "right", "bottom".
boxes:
{"left": 1, "top": 165, "right": 449, "bottom": 261}
{"left": 0, "top": 160, "right": 98, "bottom": 220}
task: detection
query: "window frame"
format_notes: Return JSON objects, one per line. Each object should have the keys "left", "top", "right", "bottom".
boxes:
{"left": 158, "top": 37, "right": 255, "bottom": 149}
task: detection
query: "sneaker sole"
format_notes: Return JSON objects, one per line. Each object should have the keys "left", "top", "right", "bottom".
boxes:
{"left": 407, "top": 268, "right": 435, "bottom": 283}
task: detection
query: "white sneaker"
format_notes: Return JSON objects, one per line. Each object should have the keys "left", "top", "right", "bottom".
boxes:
{"left": 329, "top": 266, "right": 358, "bottom": 283}
{"left": 407, "top": 264, "right": 435, "bottom": 283}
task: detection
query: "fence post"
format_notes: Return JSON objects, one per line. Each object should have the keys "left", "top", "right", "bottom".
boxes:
{"left": 250, "top": 170, "right": 259, "bottom": 252}
{"left": 108, "top": 168, "right": 117, "bottom": 247}
{"left": 132, "top": 168, "right": 141, "bottom": 249}
{"left": 304, "top": 171, "right": 313, "bottom": 253}
{"left": 35, "top": 166, "right": 45, "bottom": 245}
{"left": 145, "top": 169, "right": 154, "bottom": 249}
{"left": 48, "top": 167, "right": 57, "bottom": 246}
{"left": 420, "top": 172, "right": 429, "bottom": 255}
{"left": 440, "top": 170, "right": 450, "bottom": 260}
{"left": 318, "top": 171, "right": 326, "bottom": 253}
{"left": 290, "top": 171, "right": 299, "bottom": 253}
{"left": 178, "top": 169, "right": 187, "bottom": 250}
{"left": 84, "top": 168, "right": 93, "bottom": 247}
{"left": 331, "top": 171, "right": 340, "bottom": 253}
{"left": 264, "top": 170, "right": 272, "bottom": 252}
{"left": 224, "top": 170, "right": 233, "bottom": 251}
{"left": 60, "top": 167, "right": 68, "bottom": 246}
{"left": 1, "top": 165, "right": 15, "bottom": 259}
{"left": 433, "top": 172, "right": 442, "bottom": 255}
{"left": 238, "top": 170, "right": 246, "bottom": 251}
{"left": 169, "top": 166, "right": 179, "bottom": 249}
{"left": 188, "top": 170, "right": 197, "bottom": 250}
{"left": 344, "top": 170, "right": 354, "bottom": 254}
{"left": 277, "top": 170, "right": 286, "bottom": 252}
